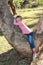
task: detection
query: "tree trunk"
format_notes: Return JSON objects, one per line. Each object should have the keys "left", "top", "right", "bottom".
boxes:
{"left": 0, "top": 0, "right": 43, "bottom": 65}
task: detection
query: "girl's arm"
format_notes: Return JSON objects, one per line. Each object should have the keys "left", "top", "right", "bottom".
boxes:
{"left": 13, "top": 19, "right": 19, "bottom": 25}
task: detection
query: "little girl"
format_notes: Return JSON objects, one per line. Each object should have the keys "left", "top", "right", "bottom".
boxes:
{"left": 13, "top": 15, "right": 37, "bottom": 59}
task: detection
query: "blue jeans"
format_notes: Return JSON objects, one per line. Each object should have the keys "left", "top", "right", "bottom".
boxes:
{"left": 27, "top": 32, "right": 35, "bottom": 49}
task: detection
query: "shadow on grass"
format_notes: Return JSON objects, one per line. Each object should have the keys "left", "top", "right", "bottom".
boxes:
{"left": 0, "top": 32, "right": 3, "bottom": 36}
{"left": 23, "top": 16, "right": 40, "bottom": 19}
{"left": 0, "top": 28, "right": 3, "bottom": 36}
{"left": 35, "top": 13, "right": 42, "bottom": 17}
{"left": 0, "top": 48, "right": 32, "bottom": 65}
{"left": 18, "top": 9, "right": 31, "bottom": 12}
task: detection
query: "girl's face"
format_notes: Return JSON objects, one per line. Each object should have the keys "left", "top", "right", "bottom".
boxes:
{"left": 16, "top": 18, "right": 22, "bottom": 22}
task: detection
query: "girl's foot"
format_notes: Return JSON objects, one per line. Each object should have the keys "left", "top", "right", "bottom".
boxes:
{"left": 32, "top": 48, "right": 37, "bottom": 59}
{"left": 33, "top": 53, "right": 37, "bottom": 60}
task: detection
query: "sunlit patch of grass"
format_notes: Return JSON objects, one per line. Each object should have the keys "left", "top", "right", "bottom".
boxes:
{"left": 24, "top": 19, "right": 39, "bottom": 25}
{"left": 0, "top": 36, "right": 13, "bottom": 54}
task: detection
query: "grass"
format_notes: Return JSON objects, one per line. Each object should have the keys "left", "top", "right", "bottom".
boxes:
{"left": 39, "top": 0, "right": 43, "bottom": 5}
{"left": 0, "top": 36, "right": 12, "bottom": 54}
{"left": 0, "top": 6, "right": 43, "bottom": 65}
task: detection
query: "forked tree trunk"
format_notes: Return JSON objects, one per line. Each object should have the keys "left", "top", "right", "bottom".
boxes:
{"left": 0, "top": 0, "right": 43, "bottom": 65}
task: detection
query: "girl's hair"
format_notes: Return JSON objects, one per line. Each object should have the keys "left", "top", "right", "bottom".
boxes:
{"left": 16, "top": 15, "right": 22, "bottom": 19}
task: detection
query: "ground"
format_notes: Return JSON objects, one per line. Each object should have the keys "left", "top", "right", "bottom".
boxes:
{"left": 0, "top": 6, "right": 43, "bottom": 65}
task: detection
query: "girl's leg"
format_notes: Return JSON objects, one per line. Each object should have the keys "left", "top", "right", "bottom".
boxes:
{"left": 27, "top": 32, "right": 37, "bottom": 59}
{"left": 27, "top": 32, "right": 35, "bottom": 49}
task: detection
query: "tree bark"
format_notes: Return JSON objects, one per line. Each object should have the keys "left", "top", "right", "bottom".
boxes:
{"left": 0, "top": 0, "right": 43, "bottom": 65}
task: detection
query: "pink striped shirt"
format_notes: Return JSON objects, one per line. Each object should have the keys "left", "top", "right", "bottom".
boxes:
{"left": 13, "top": 19, "right": 32, "bottom": 34}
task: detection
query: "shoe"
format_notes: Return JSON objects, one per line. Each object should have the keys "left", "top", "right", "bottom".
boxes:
{"left": 33, "top": 53, "right": 37, "bottom": 60}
